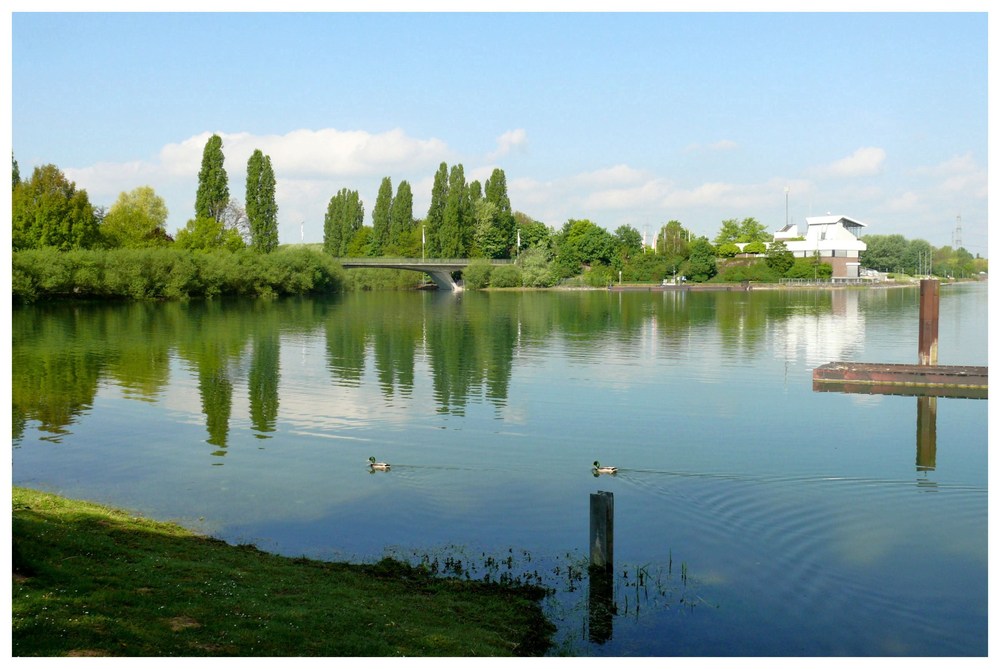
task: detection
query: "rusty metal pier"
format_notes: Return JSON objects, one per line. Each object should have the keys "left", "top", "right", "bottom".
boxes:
{"left": 812, "top": 279, "right": 987, "bottom": 400}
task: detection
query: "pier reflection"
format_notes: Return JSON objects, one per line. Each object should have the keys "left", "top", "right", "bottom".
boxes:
{"left": 916, "top": 396, "right": 936, "bottom": 472}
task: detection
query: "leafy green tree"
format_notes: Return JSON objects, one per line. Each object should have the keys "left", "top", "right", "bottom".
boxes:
{"left": 612, "top": 224, "right": 641, "bottom": 261}
{"left": 245, "top": 149, "right": 278, "bottom": 253}
{"left": 554, "top": 219, "right": 614, "bottom": 278}
{"left": 101, "top": 186, "right": 171, "bottom": 248}
{"left": 440, "top": 164, "right": 470, "bottom": 257}
{"left": 737, "top": 217, "right": 770, "bottom": 243}
{"left": 903, "top": 238, "right": 933, "bottom": 276}
{"left": 743, "top": 241, "right": 767, "bottom": 254}
{"left": 942, "top": 247, "right": 977, "bottom": 278}
{"left": 861, "top": 234, "right": 907, "bottom": 272}
{"left": 12, "top": 152, "right": 20, "bottom": 188}
{"left": 484, "top": 168, "right": 515, "bottom": 257}
{"left": 765, "top": 239, "right": 795, "bottom": 275}
{"left": 372, "top": 176, "right": 393, "bottom": 256}
{"left": 468, "top": 180, "right": 483, "bottom": 203}
{"left": 656, "top": 220, "right": 689, "bottom": 256}
{"left": 471, "top": 172, "right": 519, "bottom": 259}
{"left": 195, "top": 134, "right": 229, "bottom": 222}
{"left": 323, "top": 188, "right": 365, "bottom": 256}
{"left": 622, "top": 251, "right": 670, "bottom": 283}
{"left": 683, "top": 237, "right": 717, "bottom": 282}
{"left": 345, "top": 225, "right": 375, "bottom": 257}
{"left": 424, "top": 162, "right": 449, "bottom": 257}
{"left": 655, "top": 220, "right": 690, "bottom": 278}
{"left": 472, "top": 198, "right": 506, "bottom": 258}
{"left": 174, "top": 217, "right": 244, "bottom": 251}
{"left": 714, "top": 218, "right": 741, "bottom": 246}
{"left": 514, "top": 212, "right": 551, "bottom": 253}
{"left": 388, "top": 180, "right": 414, "bottom": 254}
{"left": 12, "top": 164, "right": 99, "bottom": 250}
{"left": 323, "top": 192, "right": 345, "bottom": 256}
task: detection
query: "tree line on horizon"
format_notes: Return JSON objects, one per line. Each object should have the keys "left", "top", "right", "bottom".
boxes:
{"left": 12, "top": 137, "right": 987, "bottom": 293}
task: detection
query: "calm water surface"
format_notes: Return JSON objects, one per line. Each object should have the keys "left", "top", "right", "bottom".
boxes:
{"left": 12, "top": 283, "right": 988, "bottom": 656}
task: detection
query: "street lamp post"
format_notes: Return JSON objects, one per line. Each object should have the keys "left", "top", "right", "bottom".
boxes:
{"left": 784, "top": 186, "right": 790, "bottom": 229}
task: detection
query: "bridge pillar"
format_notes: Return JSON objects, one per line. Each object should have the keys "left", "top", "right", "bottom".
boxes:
{"left": 426, "top": 269, "right": 462, "bottom": 292}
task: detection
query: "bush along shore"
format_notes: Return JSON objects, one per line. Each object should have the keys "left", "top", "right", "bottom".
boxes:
{"left": 12, "top": 247, "right": 346, "bottom": 302}
{"left": 12, "top": 487, "right": 555, "bottom": 657}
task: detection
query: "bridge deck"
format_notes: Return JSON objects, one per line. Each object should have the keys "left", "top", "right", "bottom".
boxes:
{"left": 335, "top": 258, "right": 513, "bottom": 291}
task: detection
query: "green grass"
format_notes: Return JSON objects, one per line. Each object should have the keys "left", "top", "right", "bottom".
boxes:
{"left": 12, "top": 487, "right": 554, "bottom": 657}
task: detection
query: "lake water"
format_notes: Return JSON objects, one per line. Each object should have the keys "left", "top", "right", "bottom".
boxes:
{"left": 11, "top": 282, "right": 989, "bottom": 656}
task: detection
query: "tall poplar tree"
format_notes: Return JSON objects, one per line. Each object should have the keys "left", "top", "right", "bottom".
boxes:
{"left": 484, "top": 168, "right": 515, "bottom": 257}
{"left": 323, "top": 192, "right": 344, "bottom": 256}
{"left": 323, "top": 188, "right": 365, "bottom": 256}
{"left": 372, "top": 176, "right": 393, "bottom": 256}
{"left": 246, "top": 149, "right": 279, "bottom": 253}
{"left": 424, "top": 162, "right": 449, "bottom": 257}
{"left": 342, "top": 190, "right": 365, "bottom": 255}
{"left": 441, "top": 163, "right": 469, "bottom": 257}
{"left": 389, "top": 180, "right": 414, "bottom": 253}
{"left": 195, "top": 134, "right": 229, "bottom": 222}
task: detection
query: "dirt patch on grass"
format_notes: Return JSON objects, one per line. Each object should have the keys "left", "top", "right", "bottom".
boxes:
{"left": 67, "top": 649, "right": 109, "bottom": 656}
{"left": 168, "top": 616, "right": 201, "bottom": 631}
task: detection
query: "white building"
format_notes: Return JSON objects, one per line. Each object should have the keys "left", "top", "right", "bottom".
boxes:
{"left": 773, "top": 215, "right": 868, "bottom": 278}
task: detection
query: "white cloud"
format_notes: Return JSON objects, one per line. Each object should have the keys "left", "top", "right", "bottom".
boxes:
{"left": 488, "top": 129, "right": 528, "bottom": 159}
{"left": 65, "top": 127, "right": 454, "bottom": 235}
{"left": 161, "top": 128, "right": 451, "bottom": 179}
{"left": 815, "top": 147, "right": 887, "bottom": 179}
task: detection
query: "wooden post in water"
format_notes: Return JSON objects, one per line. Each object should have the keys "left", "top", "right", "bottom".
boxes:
{"left": 589, "top": 491, "right": 614, "bottom": 573}
{"left": 588, "top": 490, "right": 615, "bottom": 643}
{"left": 918, "top": 279, "right": 939, "bottom": 366}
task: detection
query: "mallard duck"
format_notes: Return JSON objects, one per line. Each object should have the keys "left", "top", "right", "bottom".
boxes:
{"left": 592, "top": 460, "right": 618, "bottom": 475}
{"left": 368, "top": 456, "right": 390, "bottom": 470}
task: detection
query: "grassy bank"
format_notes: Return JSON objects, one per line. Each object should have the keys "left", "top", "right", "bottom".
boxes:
{"left": 12, "top": 487, "right": 554, "bottom": 657}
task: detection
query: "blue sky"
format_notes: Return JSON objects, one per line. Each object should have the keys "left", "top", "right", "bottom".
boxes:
{"left": 9, "top": 7, "right": 991, "bottom": 257}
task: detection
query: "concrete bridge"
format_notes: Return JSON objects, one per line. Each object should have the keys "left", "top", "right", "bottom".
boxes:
{"left": 336, "top": 257, "right": 514, "bottom": 291}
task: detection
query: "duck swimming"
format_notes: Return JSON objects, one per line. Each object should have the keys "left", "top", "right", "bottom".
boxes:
{"left": 592, "top": 460, "right": 618, "bottom": 475}
{"left": 368, "top": 456, "right": 391, "bottom": 471}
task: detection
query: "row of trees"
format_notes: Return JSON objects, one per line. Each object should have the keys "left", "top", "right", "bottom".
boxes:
{"left": 14, "top": 144, "right": 987, "bottom": 292}
{"left": 860, "top": 233, "right": 986, "bottom": 278}
{"left": 181, "top": 136, "right": 278, "bottom": 253}
{"left": 323, "top": 163, "right": 517, "bottom": 260}
{"left": 12, "top": 135, "right": 279, "bottom": 254}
